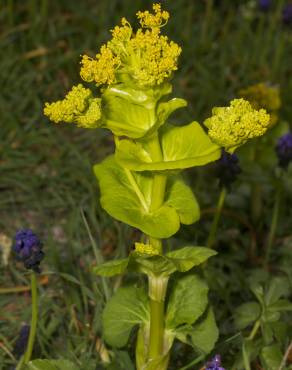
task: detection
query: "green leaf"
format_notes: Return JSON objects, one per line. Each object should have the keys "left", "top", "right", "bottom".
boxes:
{"left": 166, "top": 246, "right": 217, "bottom": 272}
{"left": 101, "top": 83, "right": 172, "bottom": 138}
{"left": 260, "top": 344, "right": 282, "bottom": 370}
{"left": 136, "top": 326, "right": 173, "bottom": 370}
{"left": 157, "top": 98, "right": 187, "bottom": 125}
{"left": 166, "top": 274, "right": 209, "bottom": 329}
{"left": 27, "top": 359, "right": 79, "bottom": 370}
{"left": 94, "top": 156, "right": 180, "bottom": 238}
{"left": 141, "top": 354, "right": 170, "bottom": 370}
{"left": 115, "top": 122, "right": 221, "bottom": 171}
{"left": 93, "top": 258, "right": 129, "bottom": 276}
{"left": 234, "top": 302, "right": 261, "bottom": 330}
{"left": 267, "top": 299, "right": 292, "bottom": 312}
{"left": 190, "top": 308, "right": 219, "bottom": 355}
{"left": 131, "top": 253, "right": 176, "bottom": 276}
{"left": 164, "top": 176, "right": 200, "bottom": 225}
{"left": 103, "top": 285, "right": 149, "bottom": 347}
{"left": 265, "top": 277, "right": 290, "bottom": 306}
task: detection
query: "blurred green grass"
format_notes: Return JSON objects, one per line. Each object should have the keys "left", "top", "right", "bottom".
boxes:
{"left": 0, "top": 0, "right": 292, "bottom": 368}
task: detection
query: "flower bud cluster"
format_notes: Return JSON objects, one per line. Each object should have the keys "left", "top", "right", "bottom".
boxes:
{"left": 44, "top": 84, "right": 101, "bottom": 127}
{"left": 13, "top": 229, "right": 44, "bottom": 273}
{"left": 204, "top": 98, "right": 270, "bottom": 152}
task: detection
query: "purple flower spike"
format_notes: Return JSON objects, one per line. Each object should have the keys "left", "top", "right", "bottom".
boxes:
{"left": 13, "top": 325, "right": 30, "bottom": 359}
{"left": 206, "top": 354, "right": 225, "bottom": 370}
{"left": 13, "top": 229, "right": 44, "bottom": 273}
{"left": 282, "top": 4, "right": 292, "bottom": 25}
{"left": 215, "top": 149, "right": 241, "bottom": 188}
{"left": 258, "top": 0, "right": 271, "bottom": 11}
{"left": 275, "top": 132, "right": 292, "bottom": 169}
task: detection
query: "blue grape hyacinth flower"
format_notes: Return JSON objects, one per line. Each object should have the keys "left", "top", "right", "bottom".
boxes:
{"left": 215, "top": 149, "right": 241, "bottom": 188}
{"left": 258, "top": 0, "right": 271, "bottom": 11}
{"left": 283, "top": 3, "right": 292, "bottom": 25}
{"left": 205, "top": 354, "right": 225, "bottom": 370}
{"left": 13, "top": 229, "right": 44, "bottom": 273}
{"left": 275, "top": 132, "right": 292, "bottom": 169}
{"left": 12, "top": 325, "right": 30, "bottom": 359}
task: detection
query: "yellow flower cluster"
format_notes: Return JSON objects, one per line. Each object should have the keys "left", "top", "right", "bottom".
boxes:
{"left": 79, "top": 4, "right": 181, "bottom": 87}
{"left": 80, "top": 46, "right": 120, "bottom": 85}
{"left": 136, "top": 3, "right": 170, "bottom": 28}
{"left": 238, "top": 83, "right": 281, "bottom": 125}
{"left": 44, "top": 84, "right": 101, "bottom": 128}
{"left": 204, "top": 99, "right": 271, "bottom": 152}
{"left": 134, "top": 242, "right": 160, "bottom": 256}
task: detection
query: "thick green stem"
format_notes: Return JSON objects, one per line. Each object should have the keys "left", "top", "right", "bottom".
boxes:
{"left": 148, "top": 132, "right": 167, "bottom": 254}
{"left": 148, "top": 276, "right": 168, "bottom": 360}
{"left": 207, "top": 187, "right": 226, "bottom": 248}
{"left": 264, "top": 185, "right": 281, "bottom": 269}
{"left": 23, "top": 272, "right": 38, "bottom": 364}
{"left": 147, "top": 132, "right": 168, "bottom": 360}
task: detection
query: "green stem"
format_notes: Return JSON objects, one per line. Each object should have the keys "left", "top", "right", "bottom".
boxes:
{"left": 264, "top": 185, "right": 281, "bottom": 269}
{"left": 15, "top": 356, "right": 25, "bottom": 370}
{"left": 23, "top": 272, "right": 38, "bottom": 364}
{"left": 207, "top": 187, "right": 226, "bottom": 248}
{"left": 146, "top": 132, "right": 168, "bottom": 360}
{"left": 148, "top": 276, "right": 168, "bottom": 360}
{"left": 248, "top": 319, "right": 261, "bottom": 340}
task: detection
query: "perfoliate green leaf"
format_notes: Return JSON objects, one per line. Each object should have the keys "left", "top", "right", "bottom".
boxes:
{"left": 166, "top": 246, "right": 217, "bottom": 272}
{"left": 260, "top": 344, "right": 282, "bottom": 370}
{"left": 140, "top": 354, "right": 170, "bottom": 370}
{"left": 164, "top": 177, "right": 200, "bottom": 225}
{"left": 101, "top": 83, "right": 173, "bottom": 138}
{"left": 157, "top": 98, "right": 187, "bottom": 125}
{"left": 234, "top": 302, "right": 261, "bottom": 330}
{"left": 115, "top": 122, "right": 221, "bottom": 171}
{"left": 103, "top": 285, "right": 149, "bottom": 347}
{"left": 130, "top": 247, "right": 215, "bottom": 278}
{"left": 94, "top": 156, "right": 180, "bottom": 238}
{"left": 190, "top": 308, "right": 219, "bottom": 355}
{"left": 131, "top": 253, "right": 176, "bottom": 276}
{"left": 136, "top": 325, "right": 173, "bottom": 370}
{"left": 93, "top": 258, "right": 129, "bottom": 276}
{"left": 27, "top": 359, "right": 79, "bottom": 370}
{"left": 166, "top": 274, "right": 209, "bottom": 329}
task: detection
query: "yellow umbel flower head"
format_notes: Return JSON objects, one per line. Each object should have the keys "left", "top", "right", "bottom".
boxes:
{"left": 204, "top": 99, "right": 271, "bottom": 153}
{"left": 134, "top": 242, "right": 160, "bottom": 256}
{"left": 79, "top": 3, "right": 181, "bottom": 88}
{"left": 239, "top": 82, "right": 281, "bottom": 125}
{"left": 44, "top": 84, "right": 101, "bottom": 128}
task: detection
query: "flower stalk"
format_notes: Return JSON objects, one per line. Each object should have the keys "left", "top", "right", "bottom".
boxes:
{"left": 264, "top": 184, "right": 281, "bottom": 269}
{"left": 207, "top": 187, "right": 226, "bottom": 249}
{"left": 23, "top": 272, "right": 38, "bottom": 364}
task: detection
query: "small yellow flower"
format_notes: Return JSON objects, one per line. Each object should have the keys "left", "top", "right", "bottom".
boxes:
{"left": 44, "top": 84, "right": 101, "bottom": 128}
{"left": 134, "top": 242, "right": 160, "bottom": 256}
{"left": 239, "top": 82, "right": 281, "bottom": 125}
{"left": 204, "top": 98, "right": 271, "bottom": 152}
